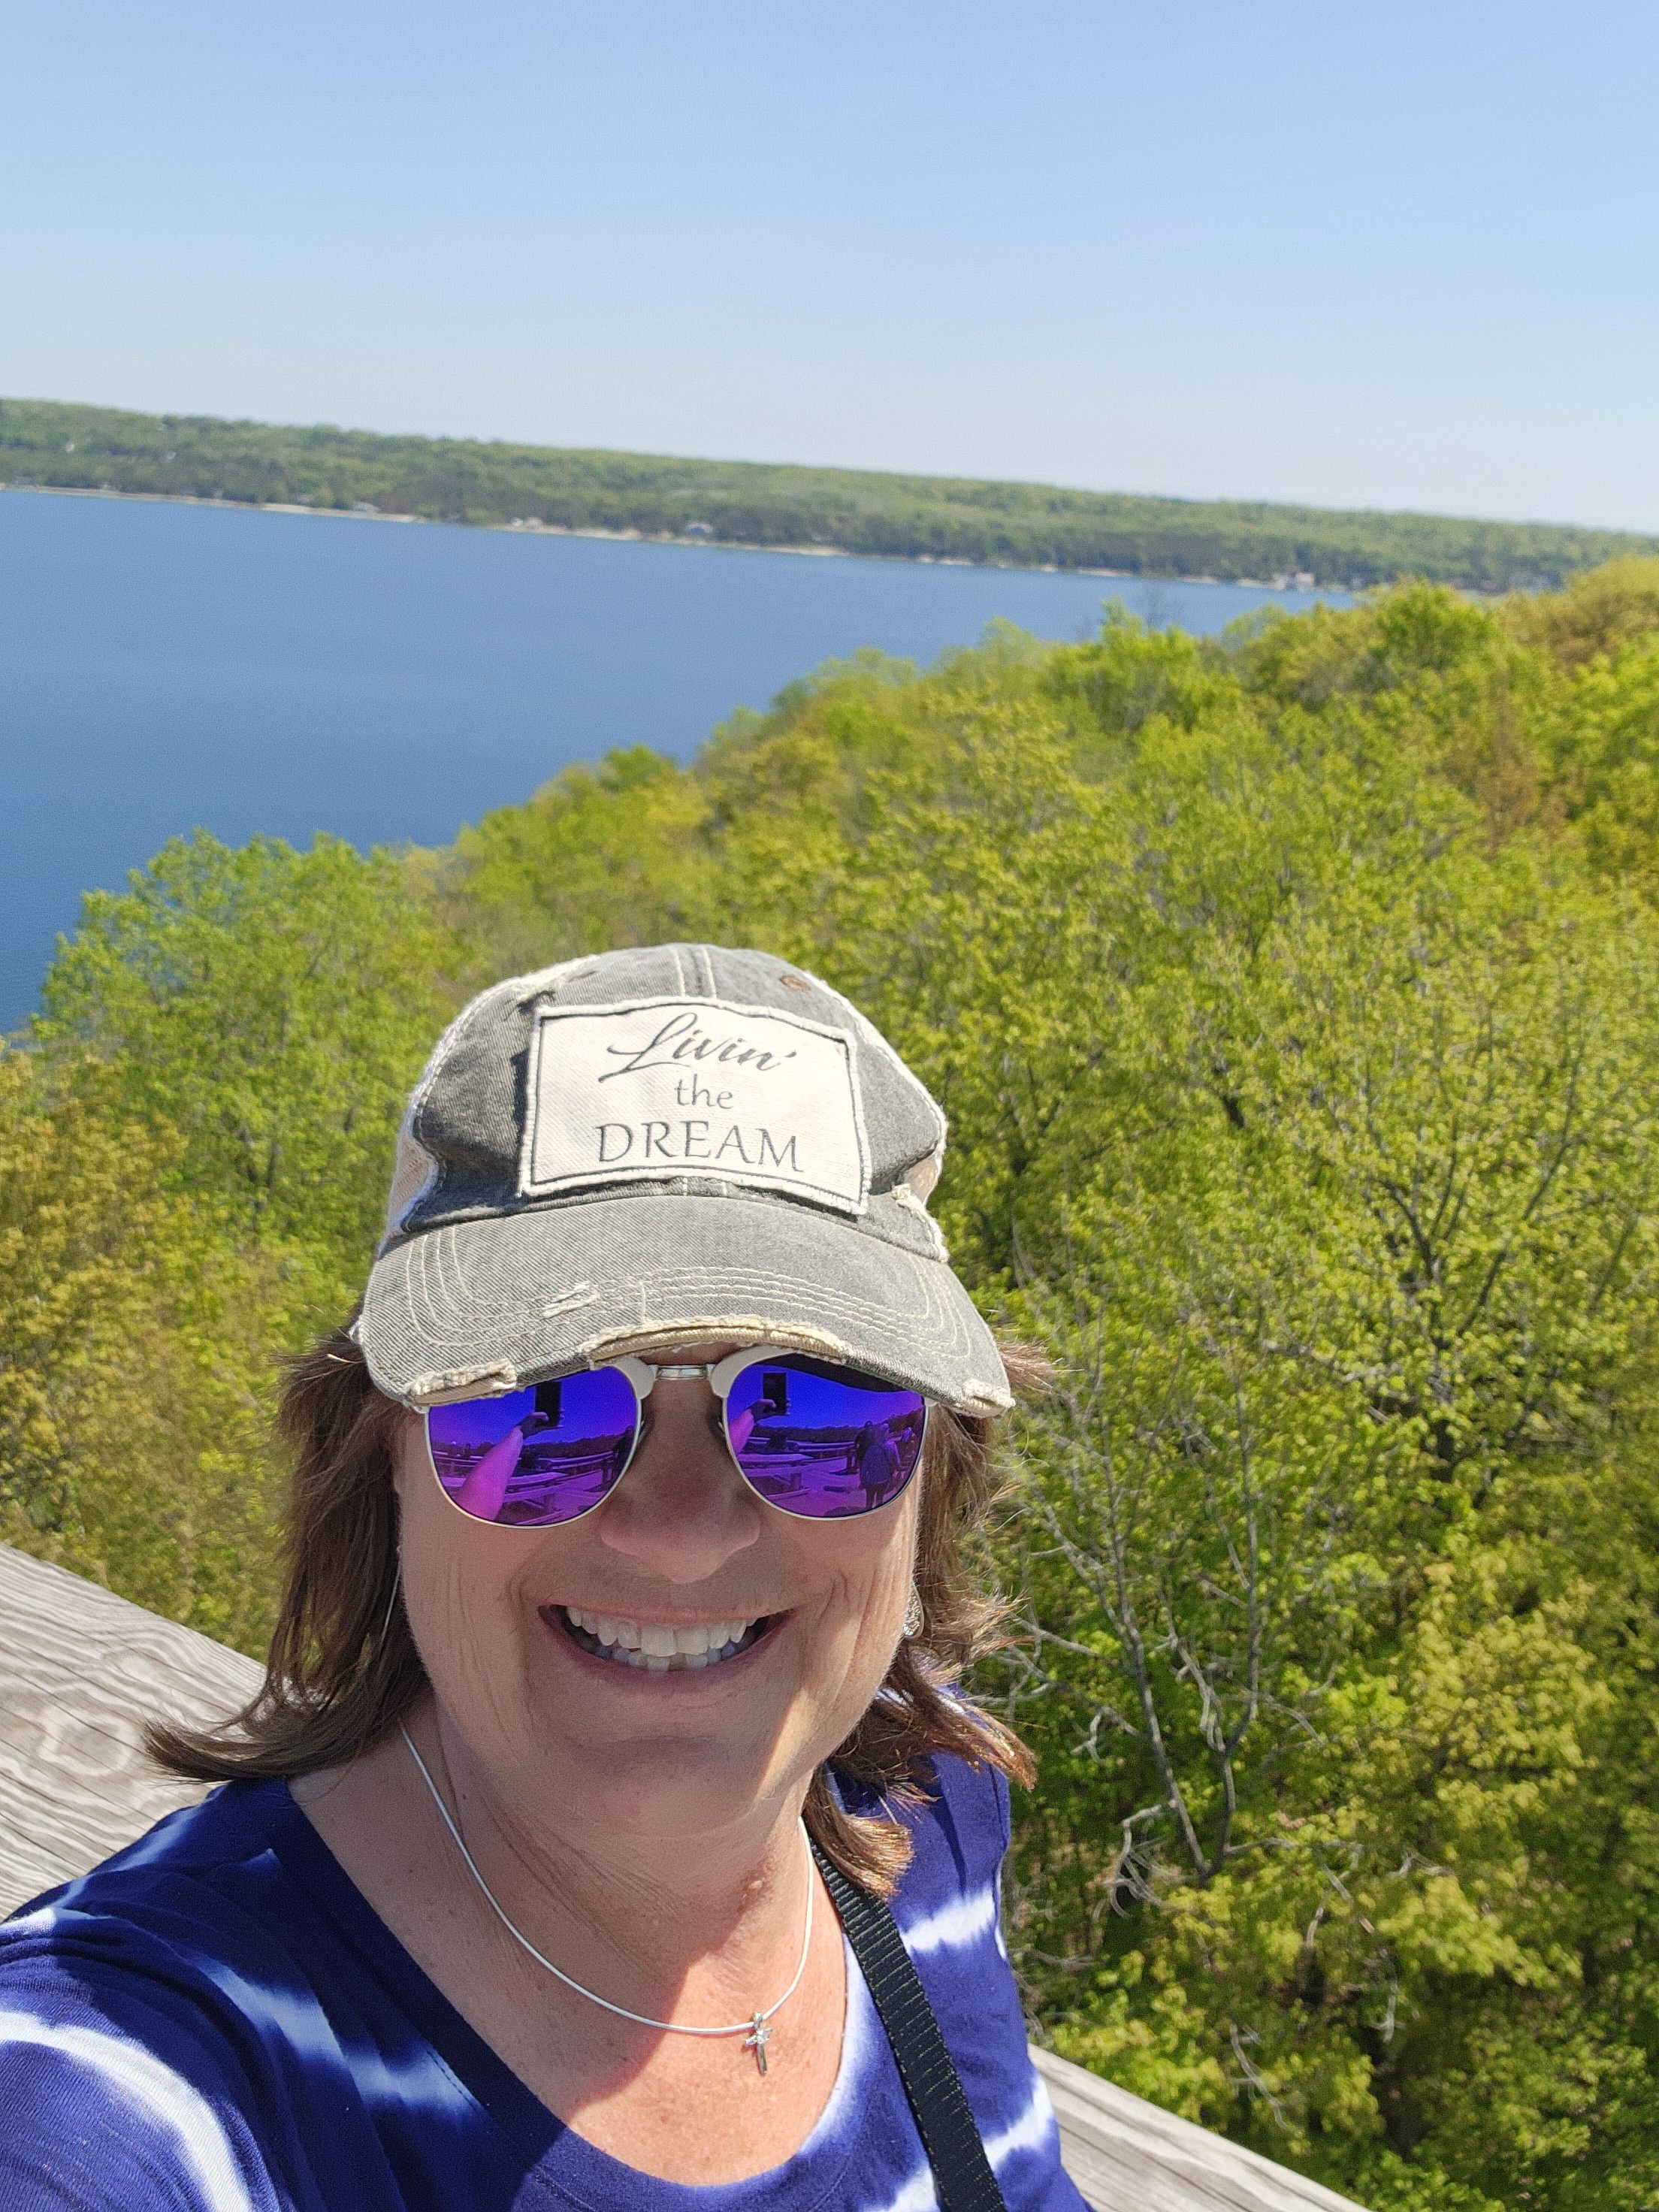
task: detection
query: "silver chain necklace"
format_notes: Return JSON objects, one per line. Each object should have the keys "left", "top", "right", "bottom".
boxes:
{"left": 400, "top": 1724, "right": 814, "bottom": 2075}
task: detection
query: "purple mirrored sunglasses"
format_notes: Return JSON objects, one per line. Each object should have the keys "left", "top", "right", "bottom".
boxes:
{"left": 425, "top": 1348, "right": 929, "bottom": 1528}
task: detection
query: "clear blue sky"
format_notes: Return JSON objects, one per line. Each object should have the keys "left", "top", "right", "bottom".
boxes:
{"left": 4, "top": 1, "right": 1655, "bottom": 530}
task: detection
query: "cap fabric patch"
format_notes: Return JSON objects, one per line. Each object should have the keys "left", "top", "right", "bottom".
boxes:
{"left": 521, "top": 998, "right": 871, "bottom": 1214}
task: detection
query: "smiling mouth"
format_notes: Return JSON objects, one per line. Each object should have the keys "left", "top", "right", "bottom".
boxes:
{"left": 551, "top": 1606, "right": 775, "bottom": 1672}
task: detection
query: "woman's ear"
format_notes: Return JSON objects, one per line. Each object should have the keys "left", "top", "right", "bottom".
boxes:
{"left": 388, "top": 1410, "right": 424, "bottom": 1503}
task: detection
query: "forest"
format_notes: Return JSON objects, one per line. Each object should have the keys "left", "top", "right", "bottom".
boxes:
{"left": 8, "top": 557, "right": 1659, "bottom": 2208}
{"left": 5, "top": 394, "right": 1657, "bottom": 591}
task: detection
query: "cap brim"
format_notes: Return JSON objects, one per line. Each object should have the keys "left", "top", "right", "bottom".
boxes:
{"left": 359, "top": 1192, "right": 1010, "bottom": 1417}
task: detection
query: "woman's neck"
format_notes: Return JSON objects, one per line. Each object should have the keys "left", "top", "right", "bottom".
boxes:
{"left": 310, "top": 1698, "right": 817, "bottom": 2028}
{"left": 293, "top": 1696, "right": 850, "bottom": 2183}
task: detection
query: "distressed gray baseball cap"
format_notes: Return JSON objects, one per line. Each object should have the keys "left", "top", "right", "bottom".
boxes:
{"left": 358, "top": 943, "right": 1010, "bottom": 1416}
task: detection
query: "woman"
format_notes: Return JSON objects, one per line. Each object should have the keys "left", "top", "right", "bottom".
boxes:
{"left": 0, "top": 944, "right": 1083, "bottom": 2212}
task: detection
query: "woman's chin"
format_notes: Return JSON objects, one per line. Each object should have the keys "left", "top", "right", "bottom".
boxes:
{"left": 504, "top": 1606, "right": 826, "bottom": 1829}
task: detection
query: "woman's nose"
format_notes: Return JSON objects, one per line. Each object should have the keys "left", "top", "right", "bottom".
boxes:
{"left": 593, "top": 1382, "right": 763, "bottom": 1581}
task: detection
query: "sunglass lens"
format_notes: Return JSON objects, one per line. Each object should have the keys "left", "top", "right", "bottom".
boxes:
{"left": 427, "top": 1369, "right": 638, "bottom": 1525}
{"left": 724, "top": 1355, "right": 927, "bottom": 1518}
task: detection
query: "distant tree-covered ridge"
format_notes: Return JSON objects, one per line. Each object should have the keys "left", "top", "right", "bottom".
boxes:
{"left": 3, "top": 394, "right": 1654, "bottom": 592}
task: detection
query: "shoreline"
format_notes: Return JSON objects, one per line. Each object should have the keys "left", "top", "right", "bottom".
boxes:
{"left": 0, "top": 480, "right": 1299, "bottom": 590}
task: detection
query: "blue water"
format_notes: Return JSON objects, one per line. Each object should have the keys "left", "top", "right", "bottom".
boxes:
{"left": 0, "top": 488, "right": 1348, "bottom": 1029}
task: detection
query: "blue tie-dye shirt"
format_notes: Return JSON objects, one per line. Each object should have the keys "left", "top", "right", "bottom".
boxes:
{"left": 0, "top": 1754, "right": 1083, "bottom": 2211}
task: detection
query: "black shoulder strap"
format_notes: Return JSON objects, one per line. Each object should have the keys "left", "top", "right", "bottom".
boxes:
{"left": 811, "top": 1839, "right": 1010, "bottom": 2212}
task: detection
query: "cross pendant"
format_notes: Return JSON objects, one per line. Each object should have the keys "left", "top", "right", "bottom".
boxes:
{"left": 745, "top": 2013, "right": 772, "bottom": 2075}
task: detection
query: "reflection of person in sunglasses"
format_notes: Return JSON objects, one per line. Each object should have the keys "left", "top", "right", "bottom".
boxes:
{"left": 0, "top": 944, "right": 1079, "bottom": 2212}
{"left": 854, "top": 1419, "right": 902, "bottom": 1511}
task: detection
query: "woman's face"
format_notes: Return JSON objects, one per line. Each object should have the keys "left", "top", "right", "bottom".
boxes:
{"left": 391, "top": 1347, "right": 921, "bottom": 1845}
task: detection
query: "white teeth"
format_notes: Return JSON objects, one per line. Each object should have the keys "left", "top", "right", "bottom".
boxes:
{"left": 561, "top": 1606, "right": 763, "bottom": 1670}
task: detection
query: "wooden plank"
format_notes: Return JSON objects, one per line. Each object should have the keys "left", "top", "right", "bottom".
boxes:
{"left": 0, "top": 1542, "right": 261, "bottom": 1914}
{"left": 0, "top": 1544, "right": 1365, "bottom": 2208}
{"left": 1032, "top": 2047, "right": 1365, "bottom": 2211}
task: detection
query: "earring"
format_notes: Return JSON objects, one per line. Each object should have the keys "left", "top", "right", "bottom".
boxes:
{"left": 903, "top": 1587, "right": 924, "bottom": 1639}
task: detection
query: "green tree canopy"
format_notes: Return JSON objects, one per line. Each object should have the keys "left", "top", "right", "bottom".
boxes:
{"left": 16, "top": 564, "right": 1659, "bottom": 2207}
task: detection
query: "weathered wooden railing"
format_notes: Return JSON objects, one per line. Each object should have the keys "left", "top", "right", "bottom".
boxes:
{"left": 0, "top": 1543, "right": 1364, "bottom": 2210}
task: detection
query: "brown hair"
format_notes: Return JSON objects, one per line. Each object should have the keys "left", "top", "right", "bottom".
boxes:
{"left": 153, "top": 1321, "right": 1037, "bottom": 1893}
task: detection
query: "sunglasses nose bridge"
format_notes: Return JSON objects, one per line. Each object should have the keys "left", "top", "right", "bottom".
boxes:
{"left": 607, "top": 1349, "right": 763, "bottom": 1405}
{"left": 610, "top": 1354, "right": 672, "bottom": 1406}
